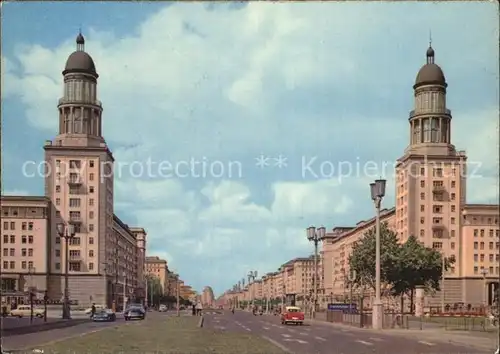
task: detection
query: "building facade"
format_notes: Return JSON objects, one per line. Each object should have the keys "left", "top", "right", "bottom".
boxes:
{"left": 145, "top": 256, "right": 169, "bottom": 294}
{"left": 322, "top": 45, "right": 499, "bottom": 307}
{"left": 1, "top": 33, "right": 147, "bottom": 308}
{"left": 225, "top": 45, "right": 499, "bottom": 309}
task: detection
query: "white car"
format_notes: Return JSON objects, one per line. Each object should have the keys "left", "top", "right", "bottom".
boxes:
{"left": 159, "top": 304, "right": 168, "bottom": 312}
{"left": 10, "top": 305, "right": 44, "bottom": 318}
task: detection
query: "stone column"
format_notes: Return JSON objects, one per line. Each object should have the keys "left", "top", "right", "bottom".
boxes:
{"left": 415, "top": 286, "right": 425, "bottom": 317}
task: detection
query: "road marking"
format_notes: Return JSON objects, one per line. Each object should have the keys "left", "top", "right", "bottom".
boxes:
{"left": 418, "top": 341, "right": 435, "bottom": 346}
{"left": 299, "top": 332, "right": 308, "bottom": 336}
{"left": 284, "top": 338, "right": 308, "bottom": 344}
{"left": 262, "top": 336, "right": 293, "bottom": 354}
{"left": 370, "top": 337, "right": 383, "bottom": 342}
{"left": 281, "top": 334, "right": 292, "bottom": 338}
{"left": 355, "top": 340, "right": 373, "bottom": 346}
{"left": 243, "top": 327, "right": 251, "bottom": 331}
{"left": 263, "top": 326, "right": 270, "bottom": 330}
{"left": 287, "top": 328, "right": 296, "bottom": 332}
{"left": 303, "top": 328, "right": 311, "bottom": 331}
{"left": 315, "top": 336, "right": 326, "bottom": 341}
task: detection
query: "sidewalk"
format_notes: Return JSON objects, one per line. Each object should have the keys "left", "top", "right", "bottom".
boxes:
{"left": 309, "top": 318, "right": 498, "bottom": 351}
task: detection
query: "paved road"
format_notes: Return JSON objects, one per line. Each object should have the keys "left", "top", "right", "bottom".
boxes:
{"left": 203, "top": 310, "right": 491, "bottom": 354}
{"left": 2, "top": 314, "right": 126, "bottom": 351}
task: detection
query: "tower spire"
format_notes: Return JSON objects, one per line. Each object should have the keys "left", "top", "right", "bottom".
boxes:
{"left": 76, "top": 29, "right": 85, "bottom": 52}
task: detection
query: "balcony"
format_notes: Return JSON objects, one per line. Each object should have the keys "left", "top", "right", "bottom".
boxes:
{"left": 432, "top": 224, "right": 445, "bottom": 230}
{"left": 68, "top": 177, "right": 83, "bottom": 186}
{"left": 432, "top": 185, "right": 446, "bottom": 193}
{"left": 68, "top": 215, "right": 82, "bottom": 224}
{"left": 409, "top": 108, "right": 451, "bottom": 118}
{"left": 69, "top": 254, "right": 81, "bottom": 261}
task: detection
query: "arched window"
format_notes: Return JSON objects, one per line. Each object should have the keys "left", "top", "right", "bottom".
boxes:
{"left": 73, "top": 109, "right": 82, "bottom": 133}
{"left": 423, "top": 118, "right": 431, "bottom": 142}
{"left": 413, "top": 120, "right": 421, "bottom": 144}
{"left": 64, "top": 111, "right": 70, "bottom": 133}
{"left": 431, "top": 118, "right": 439, "bottom": 142}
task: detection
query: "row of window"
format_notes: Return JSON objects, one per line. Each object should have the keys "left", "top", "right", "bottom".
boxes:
{"left": 3, "top": 261, "right": 34, "bottom": 270}
{"left": 473, "top": 266, "right": 500, "bottom": 275}
{"left": 473, "top": 254, "right": 500, "bottom": 262}
{"left": 55, "top": 185, "right": 95, "bottom": 193}
{"left": 474, "top": 241, "right": 500, "bottom": 250}
{"left": 2, "top": 248, "right": 35, "bottom": 257}
{"left": 56, "top": 159, "right": 95, "bottom": 169}
{"left": 55, "top": 197, "right": 95, "bottom": 207}
{"left": 473, "top": 229, "right": 499, "bottom": 237}
{"left": 420, "top": 192, "right": 456, "bottom": 201}
{"left": 3, "top": 235, "right": 34, "bottom": 244}
{"left": 2, "top": 221, "right": 34, "bottom": 231}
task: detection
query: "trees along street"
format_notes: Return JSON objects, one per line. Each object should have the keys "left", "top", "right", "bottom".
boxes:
{"left": 348, "top": 222, "right": 455, "bottom": 312}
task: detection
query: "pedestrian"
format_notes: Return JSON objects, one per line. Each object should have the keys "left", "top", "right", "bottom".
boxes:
{"left": 90, "top": 303, "right": 96, "bottom": 318}
{"left": 196, "top": 301, "right": 203, "bottom": 316}
{"left": 192, "top": 303, "right": 196, "bottom": 316}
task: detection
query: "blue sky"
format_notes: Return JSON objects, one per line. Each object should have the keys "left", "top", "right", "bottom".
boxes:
{"left": 2, "top": 2, "right": 498, "bottom": 296}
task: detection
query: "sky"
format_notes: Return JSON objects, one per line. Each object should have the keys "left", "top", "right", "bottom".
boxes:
{"left": 1, "top": 1, "right": 499, "bottom": 296}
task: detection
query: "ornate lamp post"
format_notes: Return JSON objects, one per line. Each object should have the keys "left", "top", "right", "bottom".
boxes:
{"left": 370, "top": 178, "right": 386, "bottom": 330}
{"left": 56, "top": 222, "right": 76, "bottom": 319}
{"left": 28, "top": 264, "right": 36, "bottom": 324}
{"left": 306, "top": 225, "right": 326, "bottom": 318}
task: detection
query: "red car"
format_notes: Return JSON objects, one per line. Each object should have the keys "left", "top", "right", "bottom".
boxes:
{"left": 281, "top": 306, "right": 304, "bottom": 325}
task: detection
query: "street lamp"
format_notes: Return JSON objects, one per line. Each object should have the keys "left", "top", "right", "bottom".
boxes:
{"left": 480, "top": 268, "right": 488, "bottom": 306}
{"left": 306, "top": 225, "right": 326, "bottom": 319}
{"left": 370, "top": 178, "right": 386, "bottom": 330}
{"left": 28, "top": 264, "right": 36, "bottom": 324}
{"left": 122, "top": 271, "right": 127, "bottom": 312}
{"left": 56, "top": 222, "right": 76, "bottom": 320}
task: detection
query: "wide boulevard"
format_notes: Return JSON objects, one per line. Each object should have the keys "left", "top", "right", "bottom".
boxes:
{"left": 203, "top": 310, "right": 493, "bottom": 354}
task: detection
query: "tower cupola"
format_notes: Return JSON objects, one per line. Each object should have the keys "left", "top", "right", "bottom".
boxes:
{"left": 407, "top": 44, "right": 454, "bottom": 154}
{"left": 56, "top": 32, "right": 103, "bottom": 145}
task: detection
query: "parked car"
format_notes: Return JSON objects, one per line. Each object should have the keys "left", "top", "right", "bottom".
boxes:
{"left": 159, "top": 304, "right": 168, "bottom": 312}
{"left": 280, "top": 306, "right": 304, "bottom": 325}
{"left": 124, "top": 304, "right": 146, "bottom": 321}
{"left": 92, "top": 309, "right": 116, "bottom": 322}
{"left": 10, "top": 305, "right": 45, "bottom": 318}
{"left": 84, "top": 304, "right": 105, "bottom": 314}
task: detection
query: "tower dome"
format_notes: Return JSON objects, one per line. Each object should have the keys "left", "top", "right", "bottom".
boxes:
{"left": 62, "top": 33, "right": 98, "bottom": 77}
{"left": 414, "top": 45, "right": 446, "bottom": 89}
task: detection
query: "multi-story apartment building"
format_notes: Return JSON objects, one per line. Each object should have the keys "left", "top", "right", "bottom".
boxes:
{"left": 145, "top": 256, "right": 169, "bottom": 294}
{"left": 322, "top": 45, "right": 499, "bottom": 306}
{"left": 1, "top": 197, "right": 52, "bottom": 296}
{"left": 1, "top": 33, "right": 147, "bottom": 307}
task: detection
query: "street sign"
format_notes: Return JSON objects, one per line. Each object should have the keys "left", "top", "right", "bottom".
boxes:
{"left": 327, "top": 303, "right": 357, "bottom": 312}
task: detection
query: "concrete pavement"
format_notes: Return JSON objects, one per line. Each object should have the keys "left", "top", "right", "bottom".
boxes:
{"left": 202, "top": 310, "right": 492, "bottom": 354}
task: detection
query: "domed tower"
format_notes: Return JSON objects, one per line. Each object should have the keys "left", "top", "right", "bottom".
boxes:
{"left": 395, "top": 43, "right": 467, "bottom": 275}
{"left": 55, "top": 32, "right": 104, "bottom": 147}
{"left": 44, "top": 32, "right": 115, "bottom": 308}
{"left": 407, "top": 45, "right": 455, "bottom": 155}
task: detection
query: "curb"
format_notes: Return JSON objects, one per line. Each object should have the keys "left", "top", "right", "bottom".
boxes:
{"left": 3, "top": 319, "right": 91, "bottom": 336}
{"left": 198, "top": 316, "right": 204, "bottom": 328}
